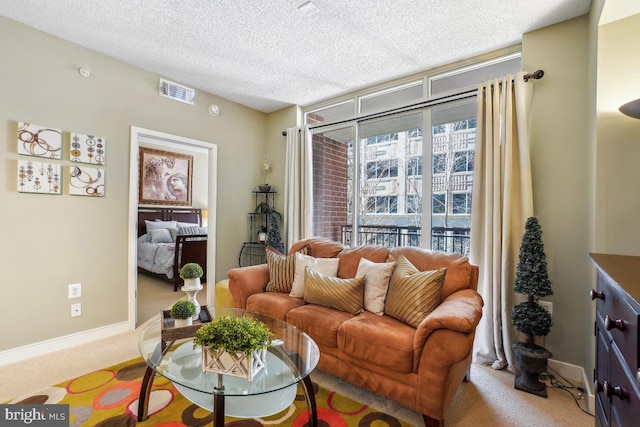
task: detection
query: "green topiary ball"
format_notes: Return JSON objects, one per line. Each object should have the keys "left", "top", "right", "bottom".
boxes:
{"left": 512, "top": 301, "right": 552, "bottom": 338}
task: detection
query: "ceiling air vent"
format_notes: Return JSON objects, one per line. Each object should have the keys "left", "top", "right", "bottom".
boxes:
{"left": 159, "top": 78, "right": 195, "bottom": 105}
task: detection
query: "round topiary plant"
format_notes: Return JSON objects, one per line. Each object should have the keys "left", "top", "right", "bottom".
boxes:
{"left": 180, "top": 263, "right": 203, "bottom": 280}
{"left": 170, "top": 300, "right": 196, "bottom": 320}
{"left": 193, "top": 315, "right": 274, "bottom": 354}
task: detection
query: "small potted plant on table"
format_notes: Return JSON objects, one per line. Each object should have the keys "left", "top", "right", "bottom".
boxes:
{"left": 193, "top": 315, "right": 274, "bottom": 381}
{"left": 257, "top": 225, "right": 268, "bottom": 242}
{"left": 180, "top": 262, "right": 204, "bottom": 289}
{"left": 170, "top": 300, "right": 196, "bottom": 327}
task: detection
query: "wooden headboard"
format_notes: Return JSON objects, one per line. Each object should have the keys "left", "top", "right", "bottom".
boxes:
{"left": 138, "top": 207, "right": 202, "bottom": 237}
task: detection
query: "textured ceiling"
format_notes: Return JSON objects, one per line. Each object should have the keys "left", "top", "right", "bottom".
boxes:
{"left": 0, "top": 0, "right": 592, "bottom": 113}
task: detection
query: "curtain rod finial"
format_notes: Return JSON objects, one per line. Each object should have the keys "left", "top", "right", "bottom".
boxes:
{"left": 523, "top": 70, "right": 544, "bottom": 82}
{"left": 282, "top": 130, "right": 287, "bottom": 136}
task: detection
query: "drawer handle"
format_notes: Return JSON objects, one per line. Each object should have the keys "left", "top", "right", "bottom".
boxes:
{"left": 603, "top": 381, "right": 625, "bottom": 400}
{"left": 605, "top": 315, "right": 625, "bottom": 331}
{"left": 589, "top": 289, "right": 604, "bottom": 300}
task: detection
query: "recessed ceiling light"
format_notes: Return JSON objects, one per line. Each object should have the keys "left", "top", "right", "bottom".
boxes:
{"left": 297, "top": 0, "right": 319, "bottom": 17}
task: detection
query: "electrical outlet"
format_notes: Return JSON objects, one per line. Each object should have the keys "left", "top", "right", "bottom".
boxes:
{"left": 539, "top": 300, "right": 553, "bottom": 317}
{"left": 71, "top": 303, "right": 82, "bottom": 317}
{"left": 68, "top": 283, "right": 82, "bottom": 299}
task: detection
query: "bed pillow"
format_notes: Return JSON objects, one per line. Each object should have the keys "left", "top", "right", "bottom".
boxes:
{"left": 265, "top": 245, "right": 310, "bottom": 293}
{"left": 145, "top": 220, "right": 177, "bottom": 233}
{"left": 179, "top": 226, "right": 200, "bottom": 235}
{"left": 149, "top": 228, "right": 173, "bottom": 244}
{"left": 303, "top": 267, "right": 365, "bottom": 315}
{"left": 290, "top": 253, "right": 339, "bottom": 298}
{"left": 355, "top": 258, "right": 396, "bottom": 316}
{"left": 384, "top": 255, "right": 447, "bottom": 328}
{"left": 177, "top": 221, "right": 200, "bottom": 228}
{"left": 168, "top": 227, "right": 179, "bottom": 242}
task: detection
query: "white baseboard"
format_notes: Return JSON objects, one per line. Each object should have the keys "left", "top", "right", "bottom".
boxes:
{"left": 548, "top": 358, "right": 594, "bottom": 414}
{"left": 0, "top": 322, "right": 130, "bottom": 367}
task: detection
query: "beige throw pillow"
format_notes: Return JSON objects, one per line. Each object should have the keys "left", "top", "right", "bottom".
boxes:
{"left": 384, "top": 255, "right": 447, "bottom": 328}
{"left": 355, "top": 258, "right": 396, "bottom": 316}
{"left": 303, "top": 267, "right": 365, "bottom": 315}
{"left": 290, "top": 253, "right": 339, "bottom": 298}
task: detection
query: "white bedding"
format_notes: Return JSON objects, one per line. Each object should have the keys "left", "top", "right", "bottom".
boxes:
{"left": 137, "top": 236, "right": 175, "bottom": 279}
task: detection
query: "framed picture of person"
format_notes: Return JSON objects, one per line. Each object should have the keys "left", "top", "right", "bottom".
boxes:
{"left": 139, "top": 147, "right": 193, "bottom": 206}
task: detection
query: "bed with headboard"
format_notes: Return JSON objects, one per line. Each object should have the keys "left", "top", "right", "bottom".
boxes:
{"left": 137, "top": 207, "right": 208, "bottom": 291}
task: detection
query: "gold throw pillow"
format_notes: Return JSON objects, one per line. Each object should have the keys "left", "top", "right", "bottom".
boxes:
{"left": 384, "top": 255, "right": 447, "bottom": 327}
{"left": 303, "top": 267, "right": 365, "bottom": 315}
{"left": 265, "top": 245, "right": 309, "bottom": 293}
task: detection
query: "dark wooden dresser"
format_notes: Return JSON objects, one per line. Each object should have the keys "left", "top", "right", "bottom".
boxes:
{"left": 590, "top": 253, "right": 640, "bottom": 427}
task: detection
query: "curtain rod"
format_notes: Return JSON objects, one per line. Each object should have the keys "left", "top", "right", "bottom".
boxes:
{"left": 282, "top": 69, "right": 544, "bottom": 135}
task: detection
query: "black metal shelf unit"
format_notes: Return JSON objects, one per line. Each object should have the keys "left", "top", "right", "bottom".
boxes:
{"left": 238, "top": 189, "right": 276, "bottom": 267}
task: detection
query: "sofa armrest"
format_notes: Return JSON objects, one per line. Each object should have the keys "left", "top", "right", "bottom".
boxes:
{"left": 413, "top": 289, "right": 483, "bottom": 369}
{"left": 227, "top": 264, "right": 270, "bottom": 309}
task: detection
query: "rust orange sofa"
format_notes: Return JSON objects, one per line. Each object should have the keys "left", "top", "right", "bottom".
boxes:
{"left": 227, "top": 238, "right": 483, "bottom": 427}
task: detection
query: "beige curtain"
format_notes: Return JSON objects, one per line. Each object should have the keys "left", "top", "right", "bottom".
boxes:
{"left": 283, "top": 125, "right": 313, "bottom": 249}
{"left": 470, "top": 72, "right": 534, "bottom": 372}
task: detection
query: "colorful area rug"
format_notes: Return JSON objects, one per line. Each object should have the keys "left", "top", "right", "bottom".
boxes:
{"left": 9, "top": 357, "right": 412, "bottom": 426}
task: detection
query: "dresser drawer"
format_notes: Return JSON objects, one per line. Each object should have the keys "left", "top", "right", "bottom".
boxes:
{"left": 609, "top": 345, "right": 640, "bottom": 427}
{"left": 602, "top": 295, "right": 639, "bottom": 372}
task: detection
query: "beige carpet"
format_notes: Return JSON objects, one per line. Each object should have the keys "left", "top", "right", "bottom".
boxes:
{"left": 1, "top": 310, "right": 594, "bottom": 426}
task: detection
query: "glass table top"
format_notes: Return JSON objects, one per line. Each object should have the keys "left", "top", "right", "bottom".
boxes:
{"left": 139, "top": 307, "right": 320, "bottom": 398}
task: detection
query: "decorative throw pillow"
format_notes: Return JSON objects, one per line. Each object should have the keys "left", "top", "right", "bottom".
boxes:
{"left": 178, "top": 226, "right": 202, "bottom": 235}
{"left": 168, "top": 227, "right": 179, "bottom": 242}
{"left": 265, "top": 245, "right": 310, "bottom": 293}
{"left": 355, "top": 258, "right": 396, "bottom": 316}
{"left": 177, "top": 221, "right": 200, "bottom": 228}
{"left": 290, "top": 253, "right": 340, "bottom": 298}
{"left": 149, "top": 228, "right": 173, "bottom": 244}
{"left": 384, "top": 255, "right": 447, "bottom": 328}
{"left": 303, "top": 267, "right": 365, "bottom": 315}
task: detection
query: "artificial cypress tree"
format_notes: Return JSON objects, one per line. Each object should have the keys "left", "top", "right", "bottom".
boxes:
{"left": 266, "top": 211, "right": 284, "bottom": 254}
{"left": 512, "top": 216, "right": 553, "bottom": 347}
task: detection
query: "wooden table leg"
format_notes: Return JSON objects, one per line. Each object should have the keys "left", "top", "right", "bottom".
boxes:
{"left": 213, "top": 391, "right": 225, "bottom": 426}
{"left": 137, "top": 365, "right": 155, "bottom": 421}
{"left": 302, "top": 375, "right": 318, "bottom": 427}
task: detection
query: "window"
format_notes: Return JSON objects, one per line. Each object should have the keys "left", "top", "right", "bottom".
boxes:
{"left": 366, "top": 159, "right": 398, "bottom": 179}
{"left": 452, "top": 193, "right": 472, "bottom": 214}
{"left": 306, "top": 52, "right": 520, "bottom": 252}
{"left": 407, "top": 157, "right": 422, "bottom": 176}
{"left": 433, "top": 194, "right": 446, "bottom": 214}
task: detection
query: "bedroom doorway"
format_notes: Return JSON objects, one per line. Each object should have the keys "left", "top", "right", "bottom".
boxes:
{"left": 128, "top": 126, "right": 217, "bottom": 329}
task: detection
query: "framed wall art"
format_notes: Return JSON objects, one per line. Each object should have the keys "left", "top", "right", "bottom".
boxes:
{"left": 17, "top": 160, "right": 62, "bottom": 194}
{"left": 69, "top": 166, "right": 105, "bottom": 197}
{"left": 17, "top": 122, "right": 62, "bottom": 159}
{"left": 70, "top": 132, "right": 106, "bottom": 165}
{"left": 138, "top": 147, "right": 193, "bottom": 206}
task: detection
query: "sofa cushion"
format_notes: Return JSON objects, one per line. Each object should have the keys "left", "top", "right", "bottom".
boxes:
{"left": 289, "top": 238, "right": 344, "bottom": 259}
{"left": 336, "top": 245, "right": 390, "bottom": 278}
{"left": 246, "top": 292, "right": 306, "bottom": 320}
{"left": 338, "top": 311, "right": 415, "bottom": 374}
{"left": 388, "top": 247, "right": 473, "bottom": 300}
{"left": 355, "top": 258, "right": 396, "bottom": 315}
{"left": 287, "top": 304, "right": 354, "bottom": 348}
{"left": 264, "top": 245, "right": 310, "bottom": 293}
{"left": 290, "top": 253, "right": 339, "bottom": 298}
{"left": 384, "top": 255, "right": 446, "bottom": 328}
{"left": 303, "top": 267, "right": 365, "bottom": 315}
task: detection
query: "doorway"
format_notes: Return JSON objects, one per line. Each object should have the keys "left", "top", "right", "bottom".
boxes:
{"left": 128, "top": 126, "right": 217, "bottom": 329}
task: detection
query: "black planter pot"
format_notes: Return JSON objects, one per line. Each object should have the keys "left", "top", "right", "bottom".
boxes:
{"left": 512, "top": 342, "right": 552, "bottom": 398}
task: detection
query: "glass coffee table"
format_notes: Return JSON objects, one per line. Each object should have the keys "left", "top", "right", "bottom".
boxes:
{"left": 138, "top": 307, "right": 320, "bottom": 426}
